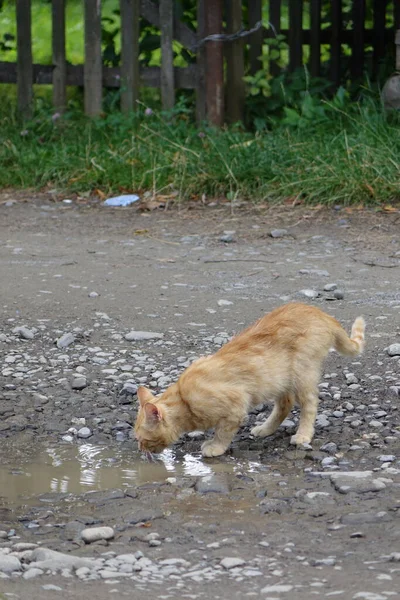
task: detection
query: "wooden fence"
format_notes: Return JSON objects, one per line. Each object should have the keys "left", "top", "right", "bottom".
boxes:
{"left": 0, "top": 1, "right": 399, "bottom": 125}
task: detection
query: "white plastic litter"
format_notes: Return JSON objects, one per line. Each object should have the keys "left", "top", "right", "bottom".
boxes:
{"left": 104, "top": 194, "right": 140, "bottom": 207}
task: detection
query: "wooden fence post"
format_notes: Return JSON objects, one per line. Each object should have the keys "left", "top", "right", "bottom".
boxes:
{"left": 52, "top": 0, "right": 67, "bottom": 112}
{"left": 226, "top": 0, "right": 245, "bottom": 124}
{"left": 351, "top": 0, "right": 366, "bottom": 81}
{"left": 120, "top": 0, "right": 140, "bottom": 113}
{"left": 310, "top": 0, "right": 321, "bottom": 77}
{"left": 269, "top": 0, "right": 281, "bottom": 76}
{"left": 248, "top": 0, "right": 262, "bottom": 75}
{"left": 373, "top": 0, "right": 387, "bottom": 79}
{"left": 288, "top": 0, "right": 303, "bottom": 72}
{"left": 16, "top": 0, "right": 33, "bottom": 119}
{"left": 160, "top": 0, "right": 175, "bottom": 111}
{"left": 330, "top": 0, "right": 341, "bottom": 87}
{"left": 395, "top": 1, "right": 400, "bottom": 29}
{"left": 196, "top": 0, "right": 206, "bottom": 124}
{"left": 84, "top": 0, "right": 103, "bottom": 117}
{"left": 204, "top": 0, "right": 224, "bottom": 126}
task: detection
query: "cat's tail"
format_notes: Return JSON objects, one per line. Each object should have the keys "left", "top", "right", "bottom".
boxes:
{"left": 333, "top": 316, "right": 365, "bottom": 356}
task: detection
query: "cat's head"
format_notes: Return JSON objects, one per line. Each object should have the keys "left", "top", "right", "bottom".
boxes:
{"left": 134, "top": 386, "right": 177, "bottom": 454}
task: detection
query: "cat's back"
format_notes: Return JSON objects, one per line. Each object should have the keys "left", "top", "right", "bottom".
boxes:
{"left": 253, "top": 303, "right": 337, "bottom": 336}
{"left": 220, "top": 302, "right": 338, "bottom": 355}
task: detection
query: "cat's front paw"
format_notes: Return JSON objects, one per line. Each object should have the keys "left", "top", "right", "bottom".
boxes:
{"left": 251, "top": 424, "right": 273, "bottom": 438}
{"left": 201, "top": 440, "right": 227, "bottom": 457}
{"left": 290, "top": 433, "right": 312, "bottom": 446}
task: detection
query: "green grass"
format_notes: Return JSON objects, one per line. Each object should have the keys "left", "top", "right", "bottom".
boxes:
{"left": 0, "top": 98, "right": 400, "bottom": 205}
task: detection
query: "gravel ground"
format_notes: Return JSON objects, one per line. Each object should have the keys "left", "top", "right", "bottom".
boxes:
{"left": 0, "top": 192, "right": 400, "bottom": 600}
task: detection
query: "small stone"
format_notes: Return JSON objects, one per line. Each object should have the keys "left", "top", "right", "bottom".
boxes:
{"left": 125, "top": 331, "right": 163, "bottom": 342}
{"left": 299, "top": 268, "right": 329, "bottom": 277}
{"left": 261, "top": 584, "right": 293, "bottom": 593}
{"left": 57, "top": 333, "right": 75, "bottom": 349}
{"left": 321, "top": 457, "right": 336, "bottom": 466}
{"left": 187, "top": 430, "right": 205, "bottom": 439}
{"left": 117, "top": 554, "right": 137, "bottom": 564}
{"left": 350, "top": 532, "right": 365, "bottom": 538}
{"left": 42, "top": 585, "right": 63, "bottom": 591}
{"left": 12, "top": 326, "right": 34, "bottom": 340}
{"left": 353, "top": 593, "right": 387, "bottom": 600}
{"left": 71, "top": 377, "right": 88, "bottom": 390}
{"left": 320, "top": 442, "right": 337, "bottom": 454}
{"left": 300, "top": 289, "right": 320, "bottom": 300}
{"left": 119, "top": 382, "right": 138, "bottom": 398}
{"left": 311, "top": 557, "right": 336, "bottom": 566}
{"left": 88, "top": 291, "right": 99, "bottom": 298}
{"left": 23, "top": 568, "right": 44, "bottom": 580}
{"left": 270, "top": 229, "right": 288, "bottom": 238}
{"left": 316, "top": 414, "right": 330, "bottom": 428}
{"left": 220, "top": 557, "right": 246, "bottom": 570}
{"left": 377, "top": 455, "right": 395, "bottom": 462}
{"left": 346, "top": 373, "right": 358, "bottom": 384}
{"left": 149, "top": 539, "right": 161, "bottom": 547}
{"left": 81, "top": 526, "right": 115, "bottom": 543}
{"left": 388, "top": 552, "right": 400, "bottom": 562}
{"left": 333, "top": 290, "right": 344, "bottom": 300}
{"left": 220, "top": 231, "right": 236, "bottom": 243}
{"left": 77, "top": 427, "right": 92, "bottom": 439}
{"left": 369, "top": 420, "right": 384, "bottom": 428}
{"left": 195, "top": 475, "right": 230, "bottom": 494}
{"left": 324, "top": 283, "right": 338, "bottom": 292}
{"left": 217, "top": 299, "right": 233, "bottom": 306}
{"left": 387, "top": 343, "right": 400, "bottom": 357}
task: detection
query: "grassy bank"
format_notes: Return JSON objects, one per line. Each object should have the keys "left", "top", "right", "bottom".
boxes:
{"left": 1, "top": 99, "right": 400, "bottom": 205}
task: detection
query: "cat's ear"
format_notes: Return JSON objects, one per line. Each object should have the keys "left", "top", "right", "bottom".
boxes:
{"left": 144, "top": 402, "right": 162, "bottom": 424}
{"left": 137, "top": 386, "right": 155, "bottom": 407}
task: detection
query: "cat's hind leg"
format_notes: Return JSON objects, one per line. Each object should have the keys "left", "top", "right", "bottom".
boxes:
{"left": 251, "top": 393, "right": 294, "bottom": 438}
{"left": 290, "top": 384, "right": 319, "bottom": 446}
{"left": 201, "top": 418, "right": 240, "bottom": 457}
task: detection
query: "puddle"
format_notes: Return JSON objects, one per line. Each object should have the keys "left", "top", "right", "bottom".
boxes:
{"left": 0, "top": 443, "right": 263, "bottom": 506}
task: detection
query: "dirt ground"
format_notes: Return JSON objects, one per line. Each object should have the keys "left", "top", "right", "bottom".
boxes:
{"left": 0, "top": 192, "right": 400, "bottom": 600}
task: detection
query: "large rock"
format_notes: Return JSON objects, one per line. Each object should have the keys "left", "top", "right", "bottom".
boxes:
{"left": 125, "top": 331, "right": 163, "bottom": 342}
{"left": 0, "top": 554, "right": 21, "bottom": 573}
{"left": 29, "top": 548, "right": 96, "bottom": 571}
{"left": 81, "top": 526, "right": 115, "bottom": 543}
{"left": 387, "top": 343, "right": 400, "bottom": 357}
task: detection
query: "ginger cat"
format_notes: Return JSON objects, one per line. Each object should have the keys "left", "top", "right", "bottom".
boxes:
{"left": 134, "top": 303, "right": 365, "bottom": 457}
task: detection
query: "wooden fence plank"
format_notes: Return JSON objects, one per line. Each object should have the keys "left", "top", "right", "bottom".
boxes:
{"left": 262, "top": 27, "right": 393, "bottom": 46}
{"left": 204, "top": 0, "right": 224, "bottom": 126}
{"left": 140, "top": 0, "right": 196, "bottom": 50}
{"left": 395, "top": 1, "right": 400, "bottom": 29}
{"left": 16, "top": 0, "right": 33, "bottom": 119}
{"left": 52, "top": 0, "right": 67, "bottom": 112}
{"left": 249, "top": 0, "right": 262, "bottom": 74}
{"left": 226, "top": 0, "right": 245, "bottom": 123}
{"left": 120, "top": 0, "right": 140, "bottom": 113}
{"left": 373, "top": 0, "right": 387, "bottom": 78}
{"left": 196, "top": 0, "right": 206, "bottom": 123}
{"left": 159, "top": 0, "right": 175, "bottom": 110}
{"left": 84, "top": 0, "right": 102, "bottom": 117}
{"left": 288, "top": 0, "right": 303, "bottom": 72}
{"left": 269, "top": 0, "right": 281, "bottom": 75}
{"left": 310, "top": 0, "right": 322, "bottom": 77}
{"left": 352, "top": 0, "right": 366, "bottom": 80}
{"left": 0, "top": 62, "right": 198, "bottom": 90}
{"left": 330, "top": 0, "right": 342, "bottom": 87}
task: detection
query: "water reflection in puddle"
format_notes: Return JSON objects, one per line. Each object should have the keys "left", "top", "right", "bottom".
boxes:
{"left": 0, "top": 443, "right": 263, "bottom": 504}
